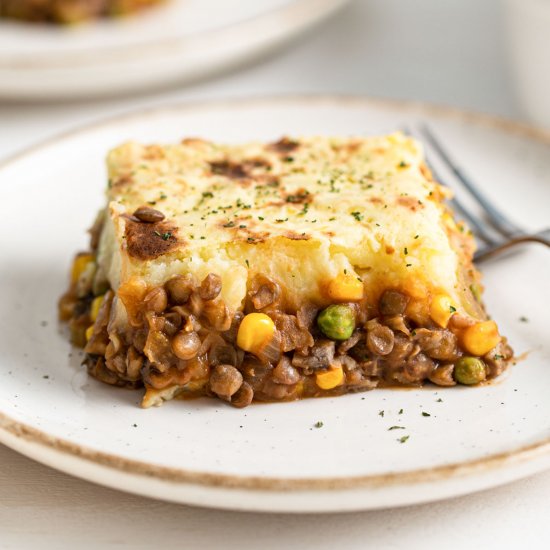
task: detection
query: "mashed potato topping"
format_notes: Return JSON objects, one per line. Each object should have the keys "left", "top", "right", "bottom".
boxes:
{"left": 98, "top": 133, "right": 477, "bottom": 320}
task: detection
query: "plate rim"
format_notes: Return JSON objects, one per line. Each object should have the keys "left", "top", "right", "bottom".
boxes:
{"left": 0, "top": 0, "right": 349, "bottom": 68}
{"left": 1, "top": 93, "right": 550, "bottom": 494}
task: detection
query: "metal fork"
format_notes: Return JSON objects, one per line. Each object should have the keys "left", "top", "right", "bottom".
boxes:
{"left": 418, "top": 125, "right": 550, "bottom": 262}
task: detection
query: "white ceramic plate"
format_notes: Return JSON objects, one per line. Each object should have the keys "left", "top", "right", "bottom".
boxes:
{"left": 0, "top": 0, "right": 348, "bottom": 99}
{"left": 0, "top": 96, "right": 549, "bottom": 512}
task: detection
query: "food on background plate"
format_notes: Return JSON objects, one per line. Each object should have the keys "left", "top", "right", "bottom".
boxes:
{"left": 59, "top": 133, "right": 513, "bottom": 408}
{"left": 0, "top": 0, "right": 165, "bottom": 24}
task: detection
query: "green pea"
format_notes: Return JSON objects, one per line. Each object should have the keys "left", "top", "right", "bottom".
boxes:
{"left": 454, "top": 357, "right": 486, "bottom": 385}
{"left": 317, "top": 304, "right": 355, "bottom": 341}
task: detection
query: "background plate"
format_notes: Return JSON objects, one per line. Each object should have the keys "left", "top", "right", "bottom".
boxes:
{"left": 0, "top": 0, "right": 348, "bottom": 99}
{"left": 0, "top": 96, "right": 549, "bottom": 512}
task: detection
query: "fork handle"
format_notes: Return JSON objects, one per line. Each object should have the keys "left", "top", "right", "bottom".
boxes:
{"left": 475, "top": 228, "right": 550, "bottom": 262}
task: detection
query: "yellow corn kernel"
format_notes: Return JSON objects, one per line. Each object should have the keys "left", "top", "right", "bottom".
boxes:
{"left": 237, "top": 313, "right": 276, "bottom": 354}
{"left": 462, "top": 320, "right": 501, "bottom": 356}
{"left": 90, "top": 295, "right": 104, "bottom": 322}
{"left": 85, "top": 325, "right": 95, "bottom": 341}
{"left": 71, "top": 254, "right": 94, "bottom": 284}
{"left": 316, "top": 366, "right": 344, "bottom": 390}
{"left": 326, "top": 273, "right": 364, "bottom": 302}
{"left": 430, "top": 294, "right": 457, "bottom": 328}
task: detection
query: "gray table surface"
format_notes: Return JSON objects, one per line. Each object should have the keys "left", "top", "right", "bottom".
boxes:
{"left": 1, "top": 1, "right": 548, "bottom": 548}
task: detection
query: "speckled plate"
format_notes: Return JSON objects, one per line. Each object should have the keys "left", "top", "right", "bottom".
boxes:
{"left": 0, "top": 0, "right": 349, "bottom": 99}
{"left": 0, "top": 96, "right": 549, "bottom": 512}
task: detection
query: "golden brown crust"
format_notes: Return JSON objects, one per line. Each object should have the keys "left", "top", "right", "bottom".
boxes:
{"left": 124, "top": 218, "right": 180, "bottom": 260}
{"left": 396, "top": 196, "right": 425, "bottom": 212}
{"left": 266, "top": 137, "right": 300, "bottom": 154}
{"left": 209, "top": 160, "right": 250, "bottom": 180}
{"left": 282, "top": 231, "right": 311, "bottom": 241}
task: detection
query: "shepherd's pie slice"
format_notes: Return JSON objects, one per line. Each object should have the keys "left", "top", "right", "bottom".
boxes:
{"left": 59, "top": 133, "right": 513, "bottom": 408}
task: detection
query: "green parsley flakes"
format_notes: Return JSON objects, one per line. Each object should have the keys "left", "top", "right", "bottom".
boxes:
{"left": 154, "top": 230, "right": 172, "bottom": 241}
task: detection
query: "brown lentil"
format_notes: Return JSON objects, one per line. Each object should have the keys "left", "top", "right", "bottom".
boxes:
{"left": 209, "top": 364, "right": 243, "bottom": 399}
{"left": 414, "top": 328, "right": 459, "bottom": 361}
{"left": 231, "top": 382, "right": 254, "bottom": 408}
{"left": 249, "top": 275, "right": 281, "bottom": 310}
{"left": 404, "top": 352, "right": 436, "bottom": 382}
{"left": 379, "top": 290, "right": 409, "bottom": 316}
{"left": 272, "top": 356, "right": 301, "bottom": 385}
{"left": 429, "top": 364, "right": 456, "bottom": 386}
{"left": 171, "top": 331, "right": 201, "bottom": 360}
{"left": 133, "top": 206, "right": 166, "bottom": 223}
{"left": 165, "top": 275, "right": 193, "bottom": 304}
{"left": 199, "top": 273, "right": 222, "bottom": 301}
{"left": 143, "top": 287, "right": 168, "bottom": 313}
{"left": 366, "top": 322, "right": 395, "bottom": 356}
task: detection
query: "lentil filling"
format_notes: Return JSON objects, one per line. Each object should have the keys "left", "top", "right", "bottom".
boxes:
{"left": 59, "top": 257, "right": 513, "bottom": 409}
